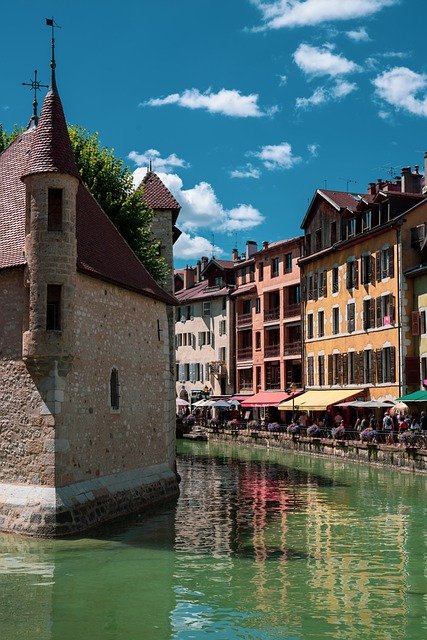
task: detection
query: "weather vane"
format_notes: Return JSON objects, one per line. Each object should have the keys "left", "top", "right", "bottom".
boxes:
{"left": 22, "top": 69, "right": 48, "bottom": 127}
{"left": 46, "top": 17, "right": 61, "bottom": 93}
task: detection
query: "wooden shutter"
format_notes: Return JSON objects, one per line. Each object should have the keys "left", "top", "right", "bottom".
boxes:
{"left": 342, "top": 353, "right": 349, "bottom": 384}
{"left": 376, "top": 297, "right": 382, "bottom": 327}
{"left": 389, "top": 294, "right": 396, "bottom": 324}
{"left": 376, "top": 349, "right": 383, "bottom": 383}
{"left": 301, "top": 275, "right": 307, "bottom": 301}
{"left": 406, "top": 356, "right": 420, "bottom": 385}
{"left": 346, "top": 262, "right": 351, "bottom": 289}
{"left": 356, "top": 351, "right": 363, "bottom": 384}
{"left": 370, "top": 255, "right": 376, "bottom": 285}
{"left": 313, "top": 272, "right": 319, "bottom": 301}
{"left": 388, "top": 247, "right": 395, "bottom": 278}
{"left": 354, "top": 259, "right": 359, "bottom": 288}
{"left": 390, "top": 346, "right": 396, "bottom": 382}
{"left": 376, "top": 251, "right": 381, "bottom": 281}
{"left": 328, "top": 354, "right": 333, "bottom": 385}
{"left": 412, "top": 311, "right": 421, "bottom": 336}
{"left": 323, "top": 269, "right": 328, "bottom": 297}
{"left": 205, "top": 363, "right": 210, "bottom": 380}
{"left": 178, "top": 363, "right": 184, "bottom": 382}
{"left": 369, "top": 299, "right": 375, "bottom": 329}
{"left": 190, "top": 363, "right": 196, "bottom": 383}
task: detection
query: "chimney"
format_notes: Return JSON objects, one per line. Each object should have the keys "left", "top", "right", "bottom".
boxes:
{"left": 195, "top": 260, "right": 201, "bottom": 282}
{"left": 245, "top": 240, "right": 257, "bottom": 260}
{"left": 200, "top": 256, "right": 209, "bottom": 274}
{"left": 368, "top": 182, "right": 377, "bottom": 195}
{"left": 232, "top": 248, "right": 239, "bottom": 261}
{"left": 262, "top": 241, "right": 269, "bottom": 250}
{"left": 401, "top": 166, "right": 422, "bottom": 193}
{"left": 183, "top": 266, "right": 195, "bottom": 290}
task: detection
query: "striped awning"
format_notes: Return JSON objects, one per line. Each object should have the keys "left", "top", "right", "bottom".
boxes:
{"left": 278, "top": 389, "right": 362, "bottom": 411}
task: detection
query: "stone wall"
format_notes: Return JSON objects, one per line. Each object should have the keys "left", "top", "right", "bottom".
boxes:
{"left": 0, "top": 268, "right": 55, "bottom": 486}
{"left": 209, "top": 430, "right": 427, "bottom": 473}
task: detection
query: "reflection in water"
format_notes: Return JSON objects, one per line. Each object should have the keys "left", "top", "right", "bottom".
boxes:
{"left": 0, "top": 441, "right": 426, "bottom": 639}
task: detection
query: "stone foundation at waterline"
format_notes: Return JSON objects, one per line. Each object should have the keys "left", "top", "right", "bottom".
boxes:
{"left": 209, "top": 431, "right": 427, "bottom": 473}
{"left": 0, "top": 464, "right": 179, "bottom": 537}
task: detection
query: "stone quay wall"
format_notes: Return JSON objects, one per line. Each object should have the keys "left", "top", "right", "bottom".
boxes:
{"left": 208, "top": 430, "right": 427, "bottom": 474}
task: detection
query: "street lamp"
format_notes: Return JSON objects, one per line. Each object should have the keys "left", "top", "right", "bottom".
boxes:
{"left": 286, "top": 382, "right": 298, "bottom": 422}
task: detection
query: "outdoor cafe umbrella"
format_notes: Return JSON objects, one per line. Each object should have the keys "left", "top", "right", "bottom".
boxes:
{"left": 210, "top": 400, "right": 232, "bottom": 408}
{"left": 176, "top": 398, "right": 190, "bottom": 406}
{"left": 193, "top": 399, "right": 211, "bottom": 407}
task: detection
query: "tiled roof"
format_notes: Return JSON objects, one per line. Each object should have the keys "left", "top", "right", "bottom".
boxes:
{"left": 175, "top": 280, "right": 230, "bottom": 302}
{"left": 319, "top": 189, "right": 366, "bottom": 211}
{"left": 22, "top": 90, "right": 79, "bottom": 179}
{"left": 141, "top": 171, "right": 181, "bottom": 212}
{"left": 0, "top": 96, "right": 176, "bottom": 306}
{"left": 258, "top": 236, "right": 302, "bottom": 252}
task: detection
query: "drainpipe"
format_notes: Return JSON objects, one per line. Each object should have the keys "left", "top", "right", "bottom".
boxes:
{"left": 396, "top": 223, "right": 403, "bottom": 397}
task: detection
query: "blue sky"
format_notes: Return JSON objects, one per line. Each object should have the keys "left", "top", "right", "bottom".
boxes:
{"left": 2, "top": 1, "right": 426, "bottom": 268}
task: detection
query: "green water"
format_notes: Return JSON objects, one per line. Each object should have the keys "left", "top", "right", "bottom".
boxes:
{"left": 1, "top": 442, "right": 426, "bottom": 640}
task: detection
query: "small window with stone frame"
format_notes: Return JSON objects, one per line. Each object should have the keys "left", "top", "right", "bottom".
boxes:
{"left": 110, "top": 368, "right": 120, "bottom": 410}
{"left": 46, "top": 284, "right": 62, "bottom": 331}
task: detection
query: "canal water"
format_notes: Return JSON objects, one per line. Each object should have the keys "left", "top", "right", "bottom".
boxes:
{"left": 0, "top": 441, "right": 426, "bottom": 640}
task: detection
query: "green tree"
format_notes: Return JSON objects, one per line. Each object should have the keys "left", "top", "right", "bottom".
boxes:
{"left": 69, "top": 125, "right": 168, "bottom": 284}
{"left": 0, "top": 124, "right": 20, "bottom": 153}
{"left": 1, "top": 123, "right": 169, "bottom": 284}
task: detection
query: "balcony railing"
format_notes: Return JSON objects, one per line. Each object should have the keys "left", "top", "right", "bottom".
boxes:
{"left": 237, "top": 313, "right": 252, "bottom": 327}
{"left": 283, "top": 303, "right": 300, "bottom": 319}
{"left": 237, "top": 346, "right": 253, "bottom": 360}
{"left": 264, "top": 307, "right": 280, "bottom": 322}
{"left": 265, "top": 344, "right": 280, "bottom": 357}
{"left": 284, "top": 342, "right": 301, "bottom": 356}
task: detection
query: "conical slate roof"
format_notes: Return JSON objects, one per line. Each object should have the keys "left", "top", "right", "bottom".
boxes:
{"left": 141, "top": 171, "right": 181, "bottom": 212}
{"left": 21, "top": 88, "right": 79, "bottom": 179}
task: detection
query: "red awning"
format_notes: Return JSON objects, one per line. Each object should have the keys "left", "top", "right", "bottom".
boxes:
{"left": 241, "top": 391, "right": 292, "bottom": 407}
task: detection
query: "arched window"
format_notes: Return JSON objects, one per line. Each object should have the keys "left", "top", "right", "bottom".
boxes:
{"left": 110, "top": 368, "right": 120, "bottom": 410}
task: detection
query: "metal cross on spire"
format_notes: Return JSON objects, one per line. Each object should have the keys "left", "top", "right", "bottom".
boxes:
{"left": 22, "top": 69, "right": 48, "bottom": 128}
{"left": 46, "top": 17, "right": 61, "bottom": 95}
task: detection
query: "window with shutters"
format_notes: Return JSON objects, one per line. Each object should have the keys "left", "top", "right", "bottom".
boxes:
{"left": 318, "top": 270, "right": 327, "bottom": 297}
{"left": 219, "top": 319, "right": 226, "bottom": 335}
{"left": 240, "top": 267, "right": 247, "bottom": 284}
{"left": 332, "top": 307, "right": 340, "bottom": 335}
{"left": 47, "top": 188, "right": 63, "bottom": 231}
{"left": 365, "top": 297, "right": 373, "bottom": 327}
{"left": 284, "top": 252, "right": 293, "bottom": 273}
{"left": 110, "top": 368, "right": 120, "bottom": 410}
{"left": 318, "top": 310, "right": 325, "bottom": 337}
{"left": 307, "top": 313, "right": 314, "bottom": 339}
{"left": 46, "top": 284, "right": 62, "bottom": 331}
{"left": 347, "top": 218, "right": 356, "bottom": 238}
{"left": 362, "top": 210, "right": 371, "bottom": 231}
{"left": 318, "top": 355, "right": 325, "bottom": 386}
{"left": 347, "top": 302, "right": 356, "bottom": 333}
{"left": 255, "top": 297, "right": 261, "bottom": 314}
{"left": 348, "top": 352, "right": 356, "bottom": 384}
{"left": 378, "top": 247, "right": 394, "bottom": 280}
{"left": 361, "top": 254, "right": 372, "bottom": 285}
{"left": 272, "top": 257, "right": 279, "bottom": 277}
{"left": 219, "top": 347, "right": 226, "bottom": 362}
{"left": 332, "top": 353, "right": 340, "bottom": 385}
{"left": 258, "top": 262, "right": 264, "bottom": 281}
{"left": 378, "top": 346, "right": 395, "bottom": 383}
{"left": 202, "top": 301, "right": 211, "bottom": 316}
{"left": 363, "top": 350, "right": 374, "bottom": 384}
{"left": 346, "top": 259, "right": 358, "bottom": 289}
{"left": 332, "top": 266, "right": 339, "bottom": 294}
{"left": 307, "top": 356, "right": 314, "bottom": 386}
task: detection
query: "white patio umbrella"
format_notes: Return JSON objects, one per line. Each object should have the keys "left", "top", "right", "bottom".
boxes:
{"left": 193, "top": 399, "right": 210, "bottom": 407}
{"left": 176, "top": 398, "right": 190, "bottom": 406}
{"left": 229, "top": 399, "right": 241, "bottom": 406}
{"left": 210, "top": 400, "right": 232, "bottom": 408}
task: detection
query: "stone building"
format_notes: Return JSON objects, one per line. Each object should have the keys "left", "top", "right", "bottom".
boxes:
{"left": 0, "top": 68, "right": 179, "bottom": 536}
{"left": 174, "top": 257, "right": 236, "bottom": 401}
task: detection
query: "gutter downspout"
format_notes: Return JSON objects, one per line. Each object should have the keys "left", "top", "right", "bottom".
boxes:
{"left": 396, "top": 223, "right": 404, "bottom": 397}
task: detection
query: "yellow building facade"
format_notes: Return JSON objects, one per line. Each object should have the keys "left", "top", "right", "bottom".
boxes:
{"left": 299, "top": 182, "right": 426, "bottom": 404}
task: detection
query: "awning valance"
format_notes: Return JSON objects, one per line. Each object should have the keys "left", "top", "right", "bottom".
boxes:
{"left": 278, "top": 389, "right": 362, "bottom": 411}
{"left": 397, "top": 390, "right": 427, "bottom": 402}
{"left": 241, "top": 391, "right": 293, "bottom": 408}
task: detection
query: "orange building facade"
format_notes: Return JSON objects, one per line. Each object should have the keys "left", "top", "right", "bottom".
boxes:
{"left": 233, "top": 238, "right": 302, "bottom": 396}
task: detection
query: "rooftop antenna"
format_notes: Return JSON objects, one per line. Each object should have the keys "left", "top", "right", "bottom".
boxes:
{"left": 339, "top": 177, "right": 357, "bottom": 192}
{"left": 45, "top": 17, "right": 61, "bottom": 95}
{"left": 211, "top": 233, "right": 215, "bottom": 259}
{"left": 149, "top": 158, "right": 152, "bottom": 172}
{"left": 323, "top": 179, "right": 327, "bottom": 189}
{"left": 22, "top": 69, "right": 48, "bottom": 128}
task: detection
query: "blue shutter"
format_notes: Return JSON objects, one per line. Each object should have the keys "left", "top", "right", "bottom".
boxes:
{"left": 190, "top": 363, "right": 196, "bottom": 383}
{"left": 178, "top": 363, "right": 184, "bottom": 382}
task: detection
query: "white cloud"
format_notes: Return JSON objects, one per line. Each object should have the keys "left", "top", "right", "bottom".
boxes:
{"left": 132, "top": 170, "right": 265, "bottom": 233}
{"left": 128, "top": 148, "right": 189, "bottom": 173}
{"left": 294, "top": 43, "right": 361, "bottom": 77}
{"left": 230, "top": 164, "right": 261, "bottom": 179}
{"left": 307, "top": 143, "right": 319, "bottom": 157}
{"left": 251, "top": 0, "right": 398, "bottom": 30}
{"left": 252, "top": 142, "right": 302, "bottom": 170}
{"left": 174, "top": 232, "right": 223, "bottom": 260}
{"left": 372, "top": 66, "right": 427, "bottom": 117}
{"left": 346, "top": 27, "right": 370, "bottom": 42}
{"left": 296, "top": 79, "right": 357, "bottom": 108}
{"left": 142, "top": 88, "right": 276, "bottom": 118}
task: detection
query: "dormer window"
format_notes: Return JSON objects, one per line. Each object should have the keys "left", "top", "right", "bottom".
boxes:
{"left": 48, "top": 188, "right": 63, "bottom": 231}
